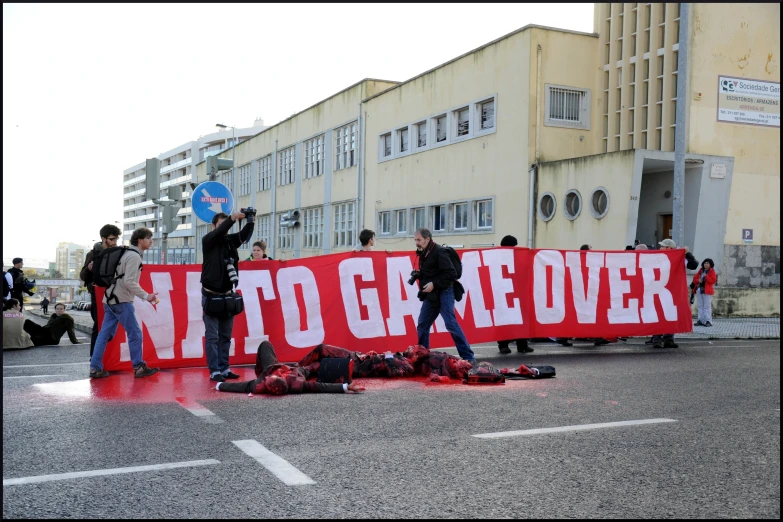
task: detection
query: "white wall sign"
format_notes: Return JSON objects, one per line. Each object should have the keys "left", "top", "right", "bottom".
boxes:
{"left": 710, "top": 163, "right": 727, "bottom": 179}
{"left": 717, "top": 76, "right": 780, "bottom": 127}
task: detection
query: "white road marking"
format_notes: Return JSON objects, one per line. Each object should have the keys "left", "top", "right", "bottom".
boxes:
{"left": 3, "top": 459, "right": 220, "bottom": 486}
{"left": 473, "top": 418, "right": 678, "bottom": 439}
{"left": 175, "top": 397, "right": 223, "bottom": 423}
{"left": 232, "top": 440, "right": 315, "bottom": 486}
{"left": 3, "top": 362, "right": 88, "bottom": 369}
{"left": 3, "top": 375, "right": 67, "bottom": 380}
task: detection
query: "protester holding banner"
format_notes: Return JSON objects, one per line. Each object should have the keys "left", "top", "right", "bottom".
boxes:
{"left": 412, "top": 228, "right": 476, "bottom": 363}
{"left": 496, "top": 235, "right": 533, "bottom": 355}
{"left": 651, "top": 238, "right": 681, "bottom": 348}
{"left": 201, "top": 211, "right": 254, "bottom": 382}
{"left": 246, "top": 240, "right": 272, "bottom": 261}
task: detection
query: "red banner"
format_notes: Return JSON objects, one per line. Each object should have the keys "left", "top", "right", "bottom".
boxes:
{"left": 97, "top": 248, "right": 692, "bottom": 370}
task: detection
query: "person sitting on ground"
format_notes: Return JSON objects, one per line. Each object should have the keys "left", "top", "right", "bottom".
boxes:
{"left": 3, "top": 299, "right": 34, "bottom": 350}
{"left": 216, "top": 341, "right": 366, "bottom": 395}
{"left": 246, "top": 240, "right": 273, "bottom": 261}
{"left": 23, "top": 303, "right": 80, "bottom": 347}
{"left": 496, "top": 235, "right": 532, "bottom": 355}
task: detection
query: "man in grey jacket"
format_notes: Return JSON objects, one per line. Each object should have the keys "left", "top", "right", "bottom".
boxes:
{"left": 89, "top": 228, "right": 160, "bottom": 379}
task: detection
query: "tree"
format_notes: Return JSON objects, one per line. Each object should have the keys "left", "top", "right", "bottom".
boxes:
{"left": 52, "top": 270, "right": 64, "bottom": 279}
{"left": 23, "top": 268, "right": 38, "bottom": 280}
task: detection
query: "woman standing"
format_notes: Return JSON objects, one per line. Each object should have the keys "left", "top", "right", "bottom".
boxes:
{"left": 246, "top": 240, "right": 273, "bottom": 261}
{"left": 693, "top": 258, "right": 718, "bottom": 327}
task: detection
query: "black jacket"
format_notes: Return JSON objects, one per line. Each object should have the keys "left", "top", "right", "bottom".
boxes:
{"left": 416, "top": 242, "right": 457, "bottom": 292}
{"left": 201, "top": 217, "right": 254, "bottom": 293}
{"left": 7, "top": 267, "right": 32, "bottom": 298}
{"left": 80, "top": 247, "right": 101, "bottom": 296}
{"left": 45, "top": 313, "right": 79, "bottom": 344}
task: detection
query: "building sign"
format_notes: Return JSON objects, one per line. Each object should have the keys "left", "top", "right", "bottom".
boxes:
{"left": 717, "top": 76, "right": 780, "bottom": 127}
{"left": 742, "top": 229, "right": 753, "bottom": 243}
{"left": 710, "top": 163, "right": 727, "bottom": 179}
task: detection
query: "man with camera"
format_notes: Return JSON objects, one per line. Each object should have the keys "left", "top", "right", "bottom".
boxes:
{"left": 201, "top": 208, "right": 255, "bottom": 382}
{"left": 410, "top": 228, "right": 475, "bottom": 363}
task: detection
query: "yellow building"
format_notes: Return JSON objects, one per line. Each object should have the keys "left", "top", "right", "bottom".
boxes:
{"left": 195, "top": 4, "right": 779, "bottom": 314}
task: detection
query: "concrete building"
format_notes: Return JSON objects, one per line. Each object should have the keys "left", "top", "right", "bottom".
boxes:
{"left": 55, "top": 242, "right": 87, "bottom": 280}
{"left": 194, "top": 3, "right": 779, "bottom": 314}
{"left": 122, "top": 119, "right": 267, "bottom": 264}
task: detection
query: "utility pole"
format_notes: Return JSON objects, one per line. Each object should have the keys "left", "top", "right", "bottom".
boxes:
{"left": 672, "top": 3, "right": 690, "bottom": 248}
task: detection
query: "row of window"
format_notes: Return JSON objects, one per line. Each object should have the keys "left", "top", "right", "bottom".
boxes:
{"left": 539, "top": 187, "right": 610, "bottom": 222}
{"left": 377, "top": 198, "right": 494, "bottom": 236}
{"left": 378, "top": 95, "right": 496, "bottom": 161}
{"left": 253, "top": 202, "right": 358, "bottom": 251}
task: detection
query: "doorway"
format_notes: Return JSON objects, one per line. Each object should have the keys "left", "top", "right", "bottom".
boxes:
{"left": 659, "top": 213, "right": 673, "bottom": 243}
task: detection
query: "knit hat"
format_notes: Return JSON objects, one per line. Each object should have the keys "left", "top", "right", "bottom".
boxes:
{"left": 500, "top": 235, "right": 518, "bottom": 247}
{"left": 659, "top": 239, "right": 677, "bottom": 248}
{"left": 12, "top": 258, "right": 23, "bottom": 265}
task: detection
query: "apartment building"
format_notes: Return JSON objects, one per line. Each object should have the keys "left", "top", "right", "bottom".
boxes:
{"left": 55, "top": 242, "right": 87, "bottom": 280}
{"left": 195, "top": 3, "right": 779, "bottom": 312}
{"left": 122, "top": 119, "right": 266, "bottom": 264}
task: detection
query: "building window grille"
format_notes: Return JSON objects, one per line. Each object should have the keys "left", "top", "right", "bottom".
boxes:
{"left": 304, "top": 135, "right": 324, "bottom": 179}
{"left": 278, "top": 146, "right": 295, "bottom": 186}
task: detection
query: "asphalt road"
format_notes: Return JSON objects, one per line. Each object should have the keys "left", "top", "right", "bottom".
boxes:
{"left": 3, "top": 339, "right": 780, "bottom": 518}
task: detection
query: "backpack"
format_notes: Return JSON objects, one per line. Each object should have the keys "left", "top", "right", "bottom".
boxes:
{"left": 92, "top": 246, "right": 134, "bottom": 303}
{"left": 441, "top": 245, "right": 463, "bottom": 279}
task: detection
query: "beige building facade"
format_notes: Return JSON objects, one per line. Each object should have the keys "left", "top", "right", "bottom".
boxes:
{"left": 195, "top": 4, "right": 779, "bottom": 312}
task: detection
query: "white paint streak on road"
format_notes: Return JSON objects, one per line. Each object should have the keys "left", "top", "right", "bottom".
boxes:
{"left": 232, "top": 439, "right": 316, "bottom": 486}
{"left": 175, "top": 397, "right": 223, "bottom": 423}
{"left": 3, "top": 375, "right": 67, "bottom": 379}
{"left": 474, "top": 418, "right": 678, "bottom": 439}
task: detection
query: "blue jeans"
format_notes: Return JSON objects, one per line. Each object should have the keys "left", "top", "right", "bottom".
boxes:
{"left": 202, "top": 296, "right": 234, "bottom": 377}
{"left": 90, "top": 302, "right": 145, "bottom": 371}
{"left": 416, "top": 286, "right": 475, "bottom": 360}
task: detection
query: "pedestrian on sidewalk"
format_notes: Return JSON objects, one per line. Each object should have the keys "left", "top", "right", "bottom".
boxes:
{"left": 693, "top": 258, "right": 717, "bottom": 327}
{"left": 40, "top": 297, "right": 49, "bottom": 314}
{"left": 89, "top": 227, "right": 160, "bottom": 379}
{"left": 23, "top": 303, "right": 80, "bottom": 346}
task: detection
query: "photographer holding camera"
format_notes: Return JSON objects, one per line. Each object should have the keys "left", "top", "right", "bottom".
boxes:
{"left": 410, "top": 228, "right": 475, "bottom": 363}
{"left": 201, "top": 209, "right": 255, "bottom": 382}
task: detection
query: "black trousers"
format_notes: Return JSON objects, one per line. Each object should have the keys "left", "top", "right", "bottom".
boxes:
{"left": 89, "top": 293, "right": 99, "bottom": 357}
{"left": 219, "top": 341, "right": 279, "bottom": 393}
{"left": 23, "top": 320, "right": 56, "bottom": 347}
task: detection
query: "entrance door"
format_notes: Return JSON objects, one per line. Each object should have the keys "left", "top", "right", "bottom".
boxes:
{"left": 660, "top": 214, "right": 673, "bottom": 241}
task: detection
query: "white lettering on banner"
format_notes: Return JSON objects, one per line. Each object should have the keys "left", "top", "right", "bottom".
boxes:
{"left": 384, "top": 257, "right": 423, "bottom": 336}
{"left": 338, "top": 258, "right": 387, "bottom": 338}
{"left": 453, "top": 251, "right": 493, "bottom": 328}
{"left": 566, "top": 252, "right": 604, "bottom": 324}
{"left": 533, "top": 250, "right": 566, "bottom": 324}
{"left": 238, "top": 270, "right": 276, "bottom": 352}
{"left": 606, "top": 253, "right": 640, "bottom": 323}
{"left": 639, "top": 254, "right": 678, "bottom": 323}
{"left": 482, "top": 249, "right": 523, "bottom": 326}
{"left": 120, "top": 273, "right": 175, "bottom": 360}
{"left": 182, "top": 272, "right": 206, "bottom": 358}
{"left": 276, "top": 267, "right": 325, "bottom": 348}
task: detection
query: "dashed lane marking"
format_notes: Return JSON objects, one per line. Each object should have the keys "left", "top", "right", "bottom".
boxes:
{"left": 232, "top": 439, "right": 316, "bottom": 486}
{"left": 175, "top": 396, "right": 223, "bottom": 424}
{"left": 3, "top": 375, "right": 68, "bottom": 380}
{"left": 3, "top": 362, "right": 88, "bottom": 369}
{"left": 3, "top": 459, "right": 221, "bottom": 486}
{"left": 473, "top": 418, "right": 678, "bottom": 439}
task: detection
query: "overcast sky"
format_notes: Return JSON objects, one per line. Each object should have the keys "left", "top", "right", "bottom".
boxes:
{"left": 2, "top": 3, "right": 594, "bottom": 266}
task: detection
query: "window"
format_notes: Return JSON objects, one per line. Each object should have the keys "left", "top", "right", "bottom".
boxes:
{"left": 278, "top": 146, "right": 295, "bottom": 186}
{"left": 278, "top": 223, "right": 294, "bottom": 250}
{"left": 589, "top": 187, "right": 610, "bottom": 219}
{"left": 303, "top": 207, "right": 324, "bottom": 249}
{"left": 545, "top": 85, "right": 591, "bottom": 130}
{"left": 258, "top": 155, "right": 272, "bottom": 191}
{"left": 455, "top": 107, "right": 470, "bottom": 137}
{"left": 453, "top": 202, "right": 468, "bottom": 230}
{"left": 379, "top": 211, "right": 391, "bottom": 235}
{"left": 380, "top": 133, "right": 392, "bottom": 158}
{"left": 435, "top": 115, "right": 447, "bottom": 142}
{"left": 416, "top": 122, "right": 427, "bottom": 148}
{"left": 397, "top": 127, "right": 409, "bottom": 153}
{"left": 396, "top": 210, "right": 407, "bottom": 234}
{"left": 257, "top": 214, "right": 272, "bottom": 244}
{"left": 220, "top": 170, "right": 234, "bottom": 194}
{"left": 479, "top": 99, "right": 495, "bottom": 130}
{"left": 432, "top": 205, "right": 446, "bottom": 232}
{"left": 539, "top": 193, "right": 556, "bottom": 222}
{"left": 238, "top": 164, "right": 251, "bottom": 196}
{"left": 304, "top": 135, "right": 324, "bottom": 179}
{"left": 563, "top": 190, "right": 582, "bottom": 220}
{"left": 333, "top": 202, "right": 355, "bottom": 248}
{"left": 476, "top": 199, "right": 493, "bottom": 229}
{"left": 412, "top": 207, "right": 425, "bottom": 230}
{"left": 335, "top": 122, "right": 357, "bottom": 170}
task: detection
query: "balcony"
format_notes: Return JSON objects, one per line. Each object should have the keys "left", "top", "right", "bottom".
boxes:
{"left": 160, "top": 157, "right": 191, "bottom": 175}
{"left": 123, "top": 174, "right": 146, "bottom": 187}
{"left": 124, "top": 188, "right": 145, "bottom": 198}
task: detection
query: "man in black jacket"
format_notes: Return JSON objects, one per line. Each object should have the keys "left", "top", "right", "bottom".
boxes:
{"left": 201, "top": 211, "right": 254, "bottom": 382}
{"left": 24, "top": 303, "right": 80, "bottom": 346}
{"left": 412, "top": 228, "right": 475, "bottom": 363}
{"left": 80, "top": 224, "right": 120, "bottom": 358}
{"left": 8, "top": 258, "right": 34, "bottom": 311}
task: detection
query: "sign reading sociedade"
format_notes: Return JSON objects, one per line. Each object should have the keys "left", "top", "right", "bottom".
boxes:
{"left": 717, "top": 76, "right": 780, "bottom": 127}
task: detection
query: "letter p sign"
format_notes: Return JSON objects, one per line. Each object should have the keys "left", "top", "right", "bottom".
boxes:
{"left": 742, "top": 229, "right": 753, "bottom": 243}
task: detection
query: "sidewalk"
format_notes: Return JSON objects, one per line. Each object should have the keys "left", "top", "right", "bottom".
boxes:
{"left": 24, "top": 309, "right": 779, "bottom": 340}
{"left": 25, "top": 309, "right": 94, "bottom": 336}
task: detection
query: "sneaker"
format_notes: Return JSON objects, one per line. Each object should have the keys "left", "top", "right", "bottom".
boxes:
{"left": 694, "top": 321, "right": 704, "bottom": 327}
{"left": 663, "top": 340, "right": 679, "bottom": 349}
{"left": 652, "top": 342, "right": 663, "bottom": 349}
{"left": 210, "top": 374, "right": 226, "bottom": 382}
{"left": 133, "top": 363, "right": 159, "bottom": 378}
{"left": 498, "top": 343, "right": 511, "bottom": 354}
{"left": 593, "top": 339, "right": 611, "bottom": 346}
{"left": 704, "top": 321, "right": 713, "bottom": 327}
{"left": 516, "top": 341, "right": 534, "bottom": 353}
{"left": 89, "top": 368, "right": 110, "bottom": 379}
{"left": 557, "top": 339, "right": 573, "bottom": 347}
{"left": 224, "top": 371, "right": 241, "bottom": 379}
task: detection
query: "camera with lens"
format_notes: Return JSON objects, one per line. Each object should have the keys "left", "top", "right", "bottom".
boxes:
{"left": 224, "top": 257, "right": 239, "bottom": 287}
{"left": 407, "top": 270, "right": 420, "bottom": 286}
{"left": 240, "top": 207, "right": 257, "bottom": 223}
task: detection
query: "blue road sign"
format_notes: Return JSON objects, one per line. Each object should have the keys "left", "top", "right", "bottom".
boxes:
{"left": 191, "top": 181, "right": 234, "bottom": 223}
